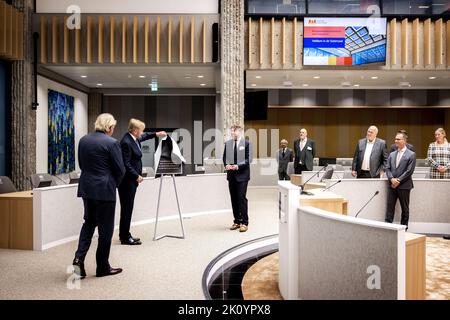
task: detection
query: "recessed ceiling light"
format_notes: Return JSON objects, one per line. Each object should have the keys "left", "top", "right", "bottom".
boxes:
{"left": 429, "top": 76, "right": 437, "bottom": 80}
{"left": 353, "top": 84, "right": 360, "bottom": 87}
{"left": 197, "top": 75, "right": 204, "bottom": 79}
{"left": 251, "top": 84, "right": 257, "bottom": 87}
{"left": 200, "top": 83, "right": 206, "bottom": 86}
{"left": 313, "top": 76, "right": 320, "bottom": 79}
{"left": 81, "top": 75, "right": 87, "bottom": 78}
{"left": 371, "top": 76, "right": 378, "bottom": 80}
{"left": 127, "top": 75, "right": 132, "bottom": 79}
{"left": 255, "top": 76, "right": 262, "bottom": 79}
{"left": 96, "top": 83, "right": 103, "bottom": 86}
{"left": 302, "top": 84, "right": 309, "bottom": 87}
{"left": 139, "top": 75, "right": 146, "bottom": 79}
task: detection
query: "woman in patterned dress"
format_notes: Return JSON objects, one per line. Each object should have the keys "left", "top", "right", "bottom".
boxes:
{"left": 427, "top": 128, "right": 450, "bottom": 179}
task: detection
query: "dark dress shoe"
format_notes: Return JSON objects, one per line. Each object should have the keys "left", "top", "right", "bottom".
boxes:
{"left": 72, "top": 257, "right": 86, "bottom": 279}
{"left": 130, "top": 235, "right": 141, "bottom": 242}
{"left": 121, "top": 237, "right": 142, "bottom": 245}
{"left": 96, "top": 267, "right": 123, "bottom": 278}
{"left": 444, "top": 235, "right": 450, "bottom": 240}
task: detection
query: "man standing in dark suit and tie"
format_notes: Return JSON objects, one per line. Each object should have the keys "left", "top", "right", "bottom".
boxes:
{"left": 385, "top": 131, "right": 416, "bottom": 229}
{"left": 389, "top": 129, "right": 415, "bottom": 153}
{"left": 277, "top": 139, "right": 294, "bottom": 180}
{"left": 223, "top": 125, "right": 252, "bottom": 233}
{"left": 293, "top": 128, "right": 315, "bottom": 174}
{"left": 72, "top": 113, "right": 125, "bottom": 279}
{"left": 118, "top": 119, "right": 167, "bottom": 245}
{"left": 352, "top": 126, "right": 389, "bottom": 178}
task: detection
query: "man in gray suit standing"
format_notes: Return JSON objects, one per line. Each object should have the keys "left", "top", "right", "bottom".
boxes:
{"left": 277, "top": 139, "right": 294, "bottom": 180}
{"left": 385, "top": 131, "right": 416, "bottom": 229}
{"left": 351, "top": 126, "right": 388, "bottom": 178}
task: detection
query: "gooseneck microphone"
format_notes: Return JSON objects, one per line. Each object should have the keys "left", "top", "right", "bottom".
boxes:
{"left": 299, "top": 165, "right": 328, "bottom": 195}
{"left": 355, "top": 191, "right": 380, "bottom": 218}
{"left": 322, "top": 180, "right": 342, "bottom": 192}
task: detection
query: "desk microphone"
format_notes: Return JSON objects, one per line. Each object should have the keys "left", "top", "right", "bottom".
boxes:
{"left": 299, "top": 165, "right": 328, "bottom": 195}
{"left": 355, "top": 191, "right": 380, "bottom": 218}
{"left": 322, "top": 180, "right": 342, "bottom": 192}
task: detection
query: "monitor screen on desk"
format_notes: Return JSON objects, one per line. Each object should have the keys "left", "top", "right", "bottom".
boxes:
{"left": 37, "top": 180, "right": 52, "bottom": 188}
{"left": 319, "top": 158, "right": 336, "bottom": 167}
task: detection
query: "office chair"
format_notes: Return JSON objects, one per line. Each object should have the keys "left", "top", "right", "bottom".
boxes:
{"left": 30, "top": 173, "right": 55, "bottom": 189}
{"left": 0, "top": 176, "right": 17, "bottom": 194}
{"left": 320, "top": 167, "right": 334, "bottom": 182}
{"left": 69, "top": 172, "right": 81, "bottom": 184}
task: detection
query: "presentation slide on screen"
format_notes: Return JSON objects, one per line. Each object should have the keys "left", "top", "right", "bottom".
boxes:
{"left": 303, "top": 17, "right": 387, "bottom": 66}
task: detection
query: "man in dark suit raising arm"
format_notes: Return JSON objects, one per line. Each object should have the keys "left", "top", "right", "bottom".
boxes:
{"left": 223, "top": 125, "right": 252, "bottom": 233}
{"left": 72, "top": 113, "right": 125, "bottom": 279}
{"left": 118, "top": 119, "right": 166, "bottom": 245}
{"left": 385, "top": 131, "right": 416, "bottom": 229}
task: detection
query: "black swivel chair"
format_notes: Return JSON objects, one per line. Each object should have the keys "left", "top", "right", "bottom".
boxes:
{"left": 30, "top": 173, "right": 55, "bottom": 189}
{"left": 320, "top": 167, "right": 334, "bottom": 182}
{"left": 0, "top": 176, "right": 17, "bottom": 194}
{"left": 69, "top": 171, "right": 81, "bottom": 184}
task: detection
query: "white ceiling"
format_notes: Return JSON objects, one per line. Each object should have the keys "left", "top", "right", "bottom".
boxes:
{"left": 246, "top": 70, "right": 450, "bottom": 90}
{"left": 43, "top": 65, "right": 218, "bottom": 89}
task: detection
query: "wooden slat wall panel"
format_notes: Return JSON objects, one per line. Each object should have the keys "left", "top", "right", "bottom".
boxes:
{"left": 5, "top": 4, "right": 12, "bottom": 58}
{"left": 389, "top": 18, "right": 397, "bottom": 66}
{"left": 447, "top": 21, "right": 450, "bottom": 67}
{"left": 63, "top": 16, "right": 69, "bottom": 63}
{"left": 98, "top": 16, "right": 104, "bottom": 64}
{"left": 179, "top": 16, "right": 183, "bottom": 63}
{"left": 412, "top": 18, "right": 419, "bottom": 66}
{"left": 259, "top": 17, "right": 263, "bottom": 65}
{"left": 11, "top": 8, "right": 17, "bottom": 59}
{"left": 202, "top": 17, "right": 206, "bottom": 63}
{"left": 122, "top": 16, "right": 127, "bottom": 63}
{"left": 156, "top": 16, "right": 161, "bottom": 63}
{"left": 40, "top": 16, "right": 47, "bottom": 63}
{"left": 133, "top": 16, "right": 138, "bottom": 64}
{"left": 144, "top": 16, "right": 150, "bottom": 63}
{"left": 424, "top": 18, "right": 431, "bottom": 65}
{"left": 248, "top": 18, "right": 252, "bottom": 65}
{"left": 270, "top": 17, "right": 274, "bottom": 66}
{"left": 435, "top": 18, "right": 443, "bottom": 65}
{"left": 190, "top": 16, "right": 195, "bottom": 64}
{"left": 281, "top": 17, "right": 285, "bottom": 65}
{"left": 293, "top": 17, "right": 297, "bottom": 65}
{"left": 51, "top": 16, "right": 58, "bottom": 63}
{"left": 0, "top": 2, "right": 5, "bottom": 56}
{"left": 86, "top": 16, "right": 93, "bottom": 63}
{"left": 110, "top": 16, "right": 115, "bottom": 63}
{"left": 75, "top": 27, "right": 81, "bottom": 63}
{"left": 168, "top": 17, "right": 172, "bottom": 64}
{"left": 401, "top": 18, "right": 408, "bottom": 66}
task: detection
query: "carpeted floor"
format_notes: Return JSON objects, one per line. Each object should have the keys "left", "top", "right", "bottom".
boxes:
{"left": 242, "top": 237, "right": 450, "bottom": 300}
{"left": 0, "top": 188, "right": 279, "bottom": 300}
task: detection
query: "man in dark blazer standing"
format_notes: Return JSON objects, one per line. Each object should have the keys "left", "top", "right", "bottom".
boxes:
{"left": 389, "top": 129, "right": 415, "bottom": 153}
{"left": 385, "top": 131, "right": 416, "bottom": 229}
{"left": 277, "top": 139, "right": 294, "bottom": 180}
{"left": 118, "top": 119, "right": 167, "bottom": 245}
{"left": 223, "top": 125, "right": 252, "bottom": 233}
{"left": 293, "top": 128, "right": 315, "bottom": 174}
{"left": 352, "top": 126, "right": 389, "bottom": 178}
{"left": 73, "top": 113, "right": 125, "bottom": 279}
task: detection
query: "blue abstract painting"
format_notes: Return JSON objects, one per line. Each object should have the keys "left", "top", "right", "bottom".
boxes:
{"left": 48, "top": 89, "right": 75, "bottom": 175}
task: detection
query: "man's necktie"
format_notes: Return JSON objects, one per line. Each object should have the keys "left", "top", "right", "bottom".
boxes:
{"left": 282, "top": 149, "right": 285, "bottom": 157}
{"left": 135, "top": 139, "right": 141, "bottom": 151}
{"left": 234, "top": 140, "right": 238, "bottom": 165}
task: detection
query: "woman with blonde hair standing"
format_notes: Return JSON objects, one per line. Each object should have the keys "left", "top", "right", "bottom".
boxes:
{"left": 427, "top": 128, "right": 450, "bottom": 179}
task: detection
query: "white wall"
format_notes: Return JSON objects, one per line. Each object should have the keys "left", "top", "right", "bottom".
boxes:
{"left": 36, "top": 75, "right": 88, "bottom": 173}
{"left": 36, "top": 0, "right": 218, "bottom": 13}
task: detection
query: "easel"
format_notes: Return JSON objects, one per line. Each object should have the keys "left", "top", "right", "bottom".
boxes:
{"left": 153, "top": 168, "right": 185, "bottom": 241}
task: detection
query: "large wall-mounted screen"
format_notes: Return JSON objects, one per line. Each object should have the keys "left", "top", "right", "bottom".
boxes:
{"left": 303, "top": 17, "right": 387, "bottom": 66}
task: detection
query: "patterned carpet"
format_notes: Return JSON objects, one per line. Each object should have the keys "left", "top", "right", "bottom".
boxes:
{"left": 242, "top": 236, "right": 450, "bottom": 300}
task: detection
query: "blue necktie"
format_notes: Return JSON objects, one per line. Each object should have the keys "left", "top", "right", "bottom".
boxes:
{"left": 135, "top": 139, "right": 141, "bottom": 151}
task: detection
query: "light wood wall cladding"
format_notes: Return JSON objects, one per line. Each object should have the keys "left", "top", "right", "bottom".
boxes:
{"left": 246, "top": 17, "right": 450, "bottom": 70}
{"left": 0, "top": 2, "right": 24, "bottom": 61}
{"left": 35, "top": 14, "right": 218, "bottom": 65}
{"left": 246, "top": 108, "right": 447, "bottom": 159}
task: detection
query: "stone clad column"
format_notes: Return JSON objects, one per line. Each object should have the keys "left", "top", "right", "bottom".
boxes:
{"left": 11, "top": 0, "right": 35, "bottom": 190}
{"left": 221, "top": 0, "right": 245, "bottom": 139}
